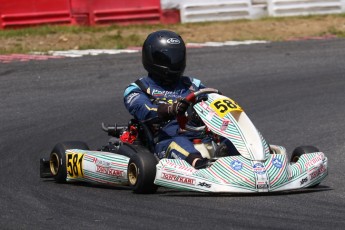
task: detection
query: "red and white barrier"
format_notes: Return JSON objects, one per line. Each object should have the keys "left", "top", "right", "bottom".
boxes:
{"left": 86, "top": 0, "right": 161, "bottom": 25}
{"left": 0, "top": 0, "right": 180, "bottom": 29}
{"left": 0, "top": 0, "right": 73, "bottom": 29}
{"left": 1, "top": 0, "right": 345, "bottom": 30}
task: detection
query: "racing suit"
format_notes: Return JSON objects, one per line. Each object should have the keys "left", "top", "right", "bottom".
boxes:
{"left": 123, "top": 76, "right": 205, "bottom": 161}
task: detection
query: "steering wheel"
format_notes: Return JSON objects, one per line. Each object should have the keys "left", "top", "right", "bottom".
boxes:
{"left": 177, "top": 88, "right": 221, "bottom": 132}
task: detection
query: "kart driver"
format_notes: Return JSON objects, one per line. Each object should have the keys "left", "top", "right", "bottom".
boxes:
{"left": 123, "top": 30, "right": 210, "bottom": 169}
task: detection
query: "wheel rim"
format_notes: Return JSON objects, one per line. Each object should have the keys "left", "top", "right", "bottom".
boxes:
{"left": 50, "top": 152, "right": 60, "bottom": 176}
{"left": 292, "top": 156, "right": 299, "bottom": 163}
{"left": 128, "top": 162, "right": 138, "bottom": 186}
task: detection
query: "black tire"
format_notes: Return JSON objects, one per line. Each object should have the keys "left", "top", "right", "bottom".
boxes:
{"left": 214, "top": 142, "right": 229, "bottom": 158}
{"left": 119, "top": 144, "right": 158, "bottom": 194}
{"left": 117, "top": 143, "right": 136, "bottom": 158}
{"left": 214, "top": 141, "right": 240, "bottom": 158}
{"left": 50, "top": 141, "right": 89, "bottom": 183}
{"left": 290, "top": 145, "right": 320, "bottom": 163}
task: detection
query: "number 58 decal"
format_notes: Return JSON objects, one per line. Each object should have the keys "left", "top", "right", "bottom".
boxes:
{"left": 210, "top": 98, "right": 243, "bottom": 118}
{"left": 66, "top": 153, "right": 84, "bottom": 178}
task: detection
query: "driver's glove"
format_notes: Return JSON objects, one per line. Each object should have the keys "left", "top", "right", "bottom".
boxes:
{"left": 172, "top": 98, "right": 189, "bottom": 115}
{"left": 157, "top": 99, "right": 189, "bottom": 120}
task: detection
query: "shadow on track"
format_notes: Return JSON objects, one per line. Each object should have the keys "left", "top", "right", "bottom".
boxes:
{"left": 158, "top": 185, "right": 332, "bottom": 197}
{"left": 41, "top": 178, "right": 332, "bottom": 196}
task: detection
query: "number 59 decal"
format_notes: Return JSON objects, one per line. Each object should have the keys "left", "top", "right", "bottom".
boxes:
{"left": 210, "top": 98, "right": 243, "bottom": 118}
{"left": 66, "top": 153, "right": 84, "bottom": 178}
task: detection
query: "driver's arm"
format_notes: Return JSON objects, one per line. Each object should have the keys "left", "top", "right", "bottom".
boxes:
{"left": 124, "top": 85, "right": 159, "bottom": 122}
{"left": 124, "top": 85, "right": 189, "bottom": 123}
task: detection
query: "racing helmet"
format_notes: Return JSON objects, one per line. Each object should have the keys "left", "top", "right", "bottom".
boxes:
{"left": 142, "top": 30, "right": 186, "bottom": 84}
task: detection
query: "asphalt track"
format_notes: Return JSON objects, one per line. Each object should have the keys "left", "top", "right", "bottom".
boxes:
{"left": 1, "top": 39, "right": 345, "bottom": 230}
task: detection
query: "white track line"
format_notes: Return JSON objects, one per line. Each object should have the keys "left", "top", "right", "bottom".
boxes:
{"left": 44, "top": 40, "right": 269, "bottom": 57}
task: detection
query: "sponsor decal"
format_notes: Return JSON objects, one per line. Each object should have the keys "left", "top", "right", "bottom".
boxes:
{"left": 253, "top": 163, "right": 266, "bottom": 175}
{"left": 167, "top": 38, "right": 181, "bottom": 44}
{"left": 126, "top": 92, "right": 139, "bottom": 105}
{"left": 256, "top": 182, "right": 269, "bottom": 189}
{"left": 161, "top": 173, "right": 196, "bottom": 185}
{"left": 230, "top": 160, "right": 243, "bottom": 171}
{"left": 93, "top": 158, "right": 123, "bottom": 177}
{"left": 305, "top": 155, "right": 323, "bottom": 170}
{"left": 309, "top": 165, "right": 326, "bottom": 180}
{"left": 151, "top": 89, "right": 182, "bottom": 98}
{"left": 96, "top": 165, "right": 124, "bottom": 177}
{"left": 152, "top": 89, "right": 164, "bottom": 97}
{"left": 272, "top": 158, "right": 283, "bottom": 168}
{"left": 94, "top": 158, "right": 111, "bottom": 167}
{"left": 198, "top": 182, "right": 211, "bottom": 188}
{"left": 221, "top": 120, "right": 230, "bottom": 131}
{"left": 300, "top": 177, "right": 308, "bottom": 185}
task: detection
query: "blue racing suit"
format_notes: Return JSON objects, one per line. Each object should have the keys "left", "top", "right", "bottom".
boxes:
{"left": 123, "top": 76, "right": 205, "bottom": 161}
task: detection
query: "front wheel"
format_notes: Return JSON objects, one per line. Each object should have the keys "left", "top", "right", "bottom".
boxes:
{"left": 50, "top": 141, "right": 89, "bottom": 183}
{"left": 291, "top": 145, "right": 321, "bottom": 188}
{"left": 214, "top": 141, "right": 240, "bottom": 158}
{"left": 290, "top": 145, "right": 320, "bottom": 163}
{"left": 119, "top": 144, "right": 158, "bottom": 194}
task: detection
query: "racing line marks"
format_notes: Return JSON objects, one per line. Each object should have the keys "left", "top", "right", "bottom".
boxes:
{"left": 0, "top": 41, "right": 269, "bottom": 64}
{"left": 0, "top": 54, "right": 64, "bottom": 63}
{"left": 0, "top": 38, "right": 331, "bottom": 64}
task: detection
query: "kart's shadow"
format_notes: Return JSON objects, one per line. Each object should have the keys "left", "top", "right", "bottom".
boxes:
{"left": 41, "top": 179, "right": 132, "bottom": 191}
{"left": 41, "top": 179, "right": 331, "bottom": 196}
{"left": 159, "top": 185, "right": 332, "bottom": 197}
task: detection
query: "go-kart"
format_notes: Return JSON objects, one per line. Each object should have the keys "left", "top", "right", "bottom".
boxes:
{"left": 40, "top": 88, "right": 328, "bottom": 194}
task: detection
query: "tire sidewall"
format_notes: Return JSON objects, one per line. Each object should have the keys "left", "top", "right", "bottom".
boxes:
{"left": 290, "top": 145, "right": 320, "bottom": 163}
{"left": 119, "top": 144, "right": 158, "bottom": 194}
{"left": 50, "top": 141, "right": 89, "bottom": 183}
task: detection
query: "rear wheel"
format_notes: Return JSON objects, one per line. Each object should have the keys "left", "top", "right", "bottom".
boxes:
{"left": 290, "top": 145, "right": 319, "bottom": 163}
{"left": 50, "top": 141, "right": 89, "bottom": 183}
{"left": 118, "top": 144, "right": 158, "bottom": 194}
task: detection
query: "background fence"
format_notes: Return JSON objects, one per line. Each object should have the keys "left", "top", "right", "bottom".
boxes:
{"left": 180, "top": 0, "right": 253, "bottom": 23}
{"left": 267, "top": 0, "right": 345, "bottom": 17}
{"left": 1, "top": 0, "right": 345, "bottom": 29}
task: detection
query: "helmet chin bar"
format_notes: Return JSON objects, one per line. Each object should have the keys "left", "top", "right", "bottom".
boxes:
{"left": 149, "top": 65, "right": 184, "bottom": 85}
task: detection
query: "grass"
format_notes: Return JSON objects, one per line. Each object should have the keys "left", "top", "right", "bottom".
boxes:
{"left": 1, "top": 14, "right": 345, "bottom": 54}
{"left": 327, "top": 27, "right": 345, "bottom": 37}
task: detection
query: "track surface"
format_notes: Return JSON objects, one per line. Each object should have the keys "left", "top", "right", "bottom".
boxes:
{"left": 1, "top": 39, "right": 345, "bottom": 229}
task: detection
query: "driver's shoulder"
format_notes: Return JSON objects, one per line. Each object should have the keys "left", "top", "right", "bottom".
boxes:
{"left": 124, "top": 76, "right": 150, "bottom": 97}
{"left": 181, "top": 76, "right": 203, "bottom": 90}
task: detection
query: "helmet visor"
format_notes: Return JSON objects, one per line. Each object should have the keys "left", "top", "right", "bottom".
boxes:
{"left": 152, "top": 47, "right": 186, "bottom": 72}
